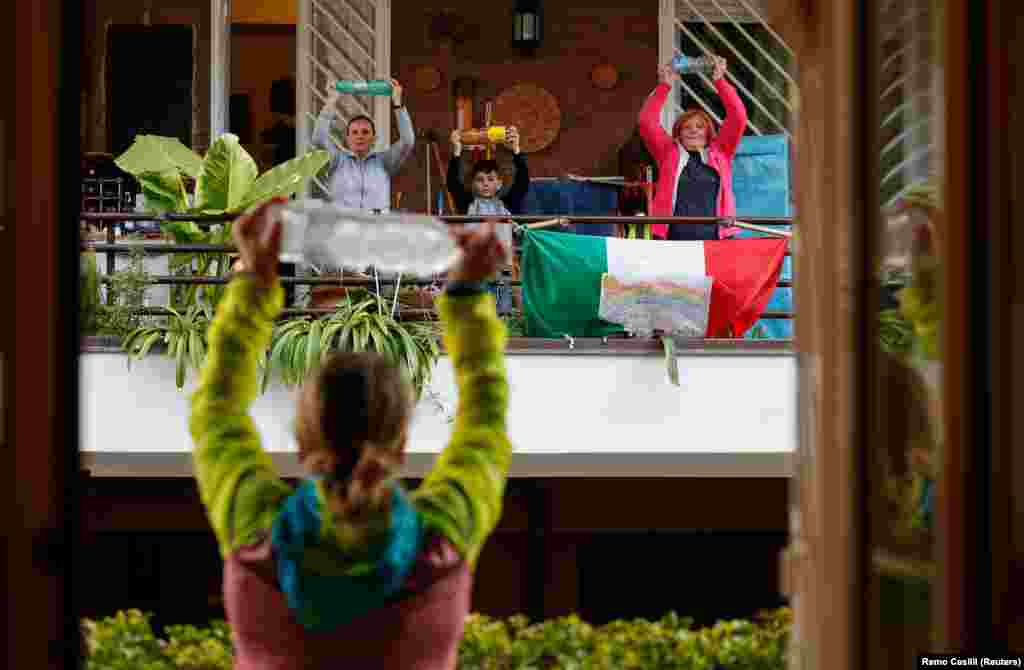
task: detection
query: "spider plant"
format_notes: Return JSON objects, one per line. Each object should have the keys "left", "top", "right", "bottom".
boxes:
{"left": 122, "top": 303, "right": 212, "bottom": 389}
{"left": 266, "top": 290, "right": 441, "bottom": 397}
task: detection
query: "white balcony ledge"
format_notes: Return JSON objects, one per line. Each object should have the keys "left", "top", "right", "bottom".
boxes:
{"left": 80, "top": 339, "right": 796, "bottom": 478}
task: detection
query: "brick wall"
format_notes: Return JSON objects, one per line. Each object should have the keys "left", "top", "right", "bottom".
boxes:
{"left": 389, "top": 1, "right": 660, "bottom": 212}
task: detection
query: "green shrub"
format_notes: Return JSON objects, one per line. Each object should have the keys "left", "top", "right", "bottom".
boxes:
{"left": 83, "top": 608, "right": 790, "bottom": 670}
{"left": 81, "top": 250, "right": 102, "bottom": 334}
{"left": 83, "top": 241, "right": 150, "bottom": 338}
{"left": 82, "top": 610, "right": 173, "bottom": 670}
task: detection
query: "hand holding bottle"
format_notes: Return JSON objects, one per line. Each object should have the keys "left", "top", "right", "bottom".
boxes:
{"left": 711, "top": 56, "right": 727, "bottom": 81}
{"left": 450, "top": 129, "right": 462, "bottom": 157}
{"left": 658, "top": 64, "right": 680, "bottom": 87}
{"left": 232, "top": 197, "right": 288, "bottom": 288}
{"left": 391, "top": 78, "right": 403, "bottom": 107}
{"left": 324, "top": 84, "right": 341, "bottom": 111}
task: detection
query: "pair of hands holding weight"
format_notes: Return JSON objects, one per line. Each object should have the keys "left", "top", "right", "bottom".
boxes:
{"left": 233, "top": 198, "right": 507, "bottom": 288}
{"left": 325, "top": 78, "right": 404, "bottom": 108}
{"left": 658, "top": 55, "right": 727, "bottom": 86}
{"left": 450, "top": 127, "right": 521, "bottom": 157}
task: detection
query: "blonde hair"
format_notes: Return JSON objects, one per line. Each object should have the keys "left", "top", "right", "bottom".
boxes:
{"left": 672, "top": 108, "right": 718, "bottom": 143}
{"left": 295, "top": 352, "right": 412, "bottom": 515}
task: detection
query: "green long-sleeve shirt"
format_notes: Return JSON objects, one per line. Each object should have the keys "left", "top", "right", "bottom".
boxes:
{"left": 189, "top": 274, "right": 511, "bottom": 570}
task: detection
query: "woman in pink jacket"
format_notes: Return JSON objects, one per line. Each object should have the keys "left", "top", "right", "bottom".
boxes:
{"left": 637, "top": 56, "right": 748, "bottom": 241}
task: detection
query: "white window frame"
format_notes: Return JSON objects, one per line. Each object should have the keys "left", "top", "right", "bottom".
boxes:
{"left": 658, "top": 0, "right": 681, "bottom": 137}
{"left": 295, "top": 0, "right": 392, "bottom": 163}
{"left": 660, "top": 0, "right": 796, "bottom": 139}
{"left": 210, "top": 0, "right": 231, "bottom": 141}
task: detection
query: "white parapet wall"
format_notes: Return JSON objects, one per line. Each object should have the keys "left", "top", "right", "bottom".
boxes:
{"left": 81, "top": 347, "right": 797, "bottom": 478}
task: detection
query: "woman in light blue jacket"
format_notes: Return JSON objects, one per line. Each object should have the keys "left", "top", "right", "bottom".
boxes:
{"left": 312, "top": 78, "right": 415, "bottom": 211}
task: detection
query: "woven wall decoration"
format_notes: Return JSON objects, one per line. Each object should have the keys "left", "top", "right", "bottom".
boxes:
{"left": 413, "top": 65, "right": 442, "bottom": 92}
{"left": 492, "top": 83, "right": 561, "bottom": 153}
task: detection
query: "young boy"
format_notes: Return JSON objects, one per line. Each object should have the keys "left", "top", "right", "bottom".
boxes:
{"left": 445, "top": 129, "right": 528, "bottom": 312}
{"left": 446, "top": 127, "right": 530, "bottom": 250}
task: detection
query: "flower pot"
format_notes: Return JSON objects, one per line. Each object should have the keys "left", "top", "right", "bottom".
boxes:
{"left": 396, "top": 286, "right": 440, "bottom": 311}
{"left": 309, "top": 285, "right": 353, "bottom": 309}
{"left": 307, "top": 271, "right": 373, "bottom": 309}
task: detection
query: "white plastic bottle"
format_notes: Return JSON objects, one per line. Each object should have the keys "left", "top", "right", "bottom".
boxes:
{"left": 272, "top": 200, "right": 460, "bottom": 276}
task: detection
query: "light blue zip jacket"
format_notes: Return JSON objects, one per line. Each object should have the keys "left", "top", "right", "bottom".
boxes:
{"left": 311, "top": 107, "right": 416, "bottom": 211}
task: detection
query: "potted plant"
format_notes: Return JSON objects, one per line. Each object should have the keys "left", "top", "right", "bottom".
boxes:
{"left": 113, "top": 133, "right": 329, "bottom": 309}
{"left": 123, "top": 303, "right": 212, "bottom": 389}
{"left": 266, "top": 290, "right": 440, "bottom": 398}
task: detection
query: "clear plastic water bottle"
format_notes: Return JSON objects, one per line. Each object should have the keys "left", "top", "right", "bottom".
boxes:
{"left": 671, "top": 54, "right": 715, "bottom": 76}
{"left": 334, "top": 79, "right": 393, "bottom": 96}
{"left": 273, "top": 200, "right": 459, "bottom": 276}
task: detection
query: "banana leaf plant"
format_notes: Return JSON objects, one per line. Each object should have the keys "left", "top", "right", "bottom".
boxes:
{"left": 265, "top": 291, "right": 441, "bottom": 399}
{"left": 122, "top": 303, "right": 212, "bottom": 389}
{"left": 114, "top": 134, "right": 329, "bottom": 308}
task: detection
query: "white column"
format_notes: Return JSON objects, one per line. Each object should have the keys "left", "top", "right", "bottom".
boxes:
{"left": 210, "top": 0, "right": 231, "bottom": 141}
{"left": 658, "top": 0, "right": 679, "bottom": 133}
{"left": 296, "top": 0, "right": 312, "bottom": 163}
{"left": 374, "top": 0, "right": 391, "bottom": 150}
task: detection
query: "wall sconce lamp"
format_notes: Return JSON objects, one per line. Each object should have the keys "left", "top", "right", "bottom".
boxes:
{"left": 512, "top": 0, "right": 542, "bottom": 54}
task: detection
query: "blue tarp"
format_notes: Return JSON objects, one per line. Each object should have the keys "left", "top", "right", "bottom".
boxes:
{"left": 733, "top": 134, "right": 792, "bottom": 339}
{"left": 520, "top": 179, "right": 619, "bottom": 237}
{"left": 733, "top": 134, "right": 792, "bottom": 219}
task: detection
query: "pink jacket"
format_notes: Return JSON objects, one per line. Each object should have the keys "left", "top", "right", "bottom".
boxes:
{"left": 637, "top": 79, "right": 748, "bottom": 239}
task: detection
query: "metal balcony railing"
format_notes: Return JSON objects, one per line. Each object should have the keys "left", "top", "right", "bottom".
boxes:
{"left": 81, "top": 211, "right": 794, "bottom": 330}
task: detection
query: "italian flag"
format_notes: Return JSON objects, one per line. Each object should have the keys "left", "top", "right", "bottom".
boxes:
{"left": 520, "top": 230, "right": 788, "bottom": 338}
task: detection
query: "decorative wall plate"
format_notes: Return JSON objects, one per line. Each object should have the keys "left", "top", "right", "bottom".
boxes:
{"left": 492, "top": 83, "right": 561, "bottom": 154}
{"left": 413, "top": 65, "right": 442, "bottom": 92}
{"left": 590, "top": 63, "right": 619, "bottom": 89}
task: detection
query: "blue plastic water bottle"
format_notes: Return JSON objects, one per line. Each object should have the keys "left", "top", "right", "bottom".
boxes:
{"left": 671, "top": 54, "right": 715, "bottom": 75}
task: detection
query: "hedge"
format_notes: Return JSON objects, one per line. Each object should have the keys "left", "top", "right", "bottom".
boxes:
{"left": 83, "top": 607, "right": 791, "bottom": 670}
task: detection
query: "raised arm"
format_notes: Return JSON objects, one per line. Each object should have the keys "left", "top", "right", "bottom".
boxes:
{"left": 446, "top": 130, "right": 473, "bottom": 213}
{"left": 711, "top": 58, "right": 748, "bottom": 158}
{"left": 189, "top": 200, "right": 293, "bottom": 557}
{"left": 638, "top": 65, "right": 679, "bottom": 161}
{"left": 312, "top": 88, "right": 342, "bottom": 170}
{"left": 501, "top": 130, "right": 530, "bottom": 214}
{"left": 381, "top": 79, "right": 416, "bottom": 176}
{"left": 412, "top": 225, "right": 511, "bottom": 568}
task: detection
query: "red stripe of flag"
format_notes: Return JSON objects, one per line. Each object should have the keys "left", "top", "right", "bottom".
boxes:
{"left": 703, "top": 239, "right": 789, "bottom": 337}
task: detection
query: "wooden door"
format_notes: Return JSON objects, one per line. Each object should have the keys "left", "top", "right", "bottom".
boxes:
{"left": 8, "top": 0, "right": 83, "bottom": 667}
{"left": 781, "top": 0, "right": 1013, "bottom": 665}
{"left": 778, "top": 0, "right": 865, "bottom": 665}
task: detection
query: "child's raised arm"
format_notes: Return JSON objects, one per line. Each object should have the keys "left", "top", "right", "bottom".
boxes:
{"left": 412, "top": 224, "right": 512, "bottom": 568}
{"left": 189, "top": 199, "right": 293, "bottom": 556}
